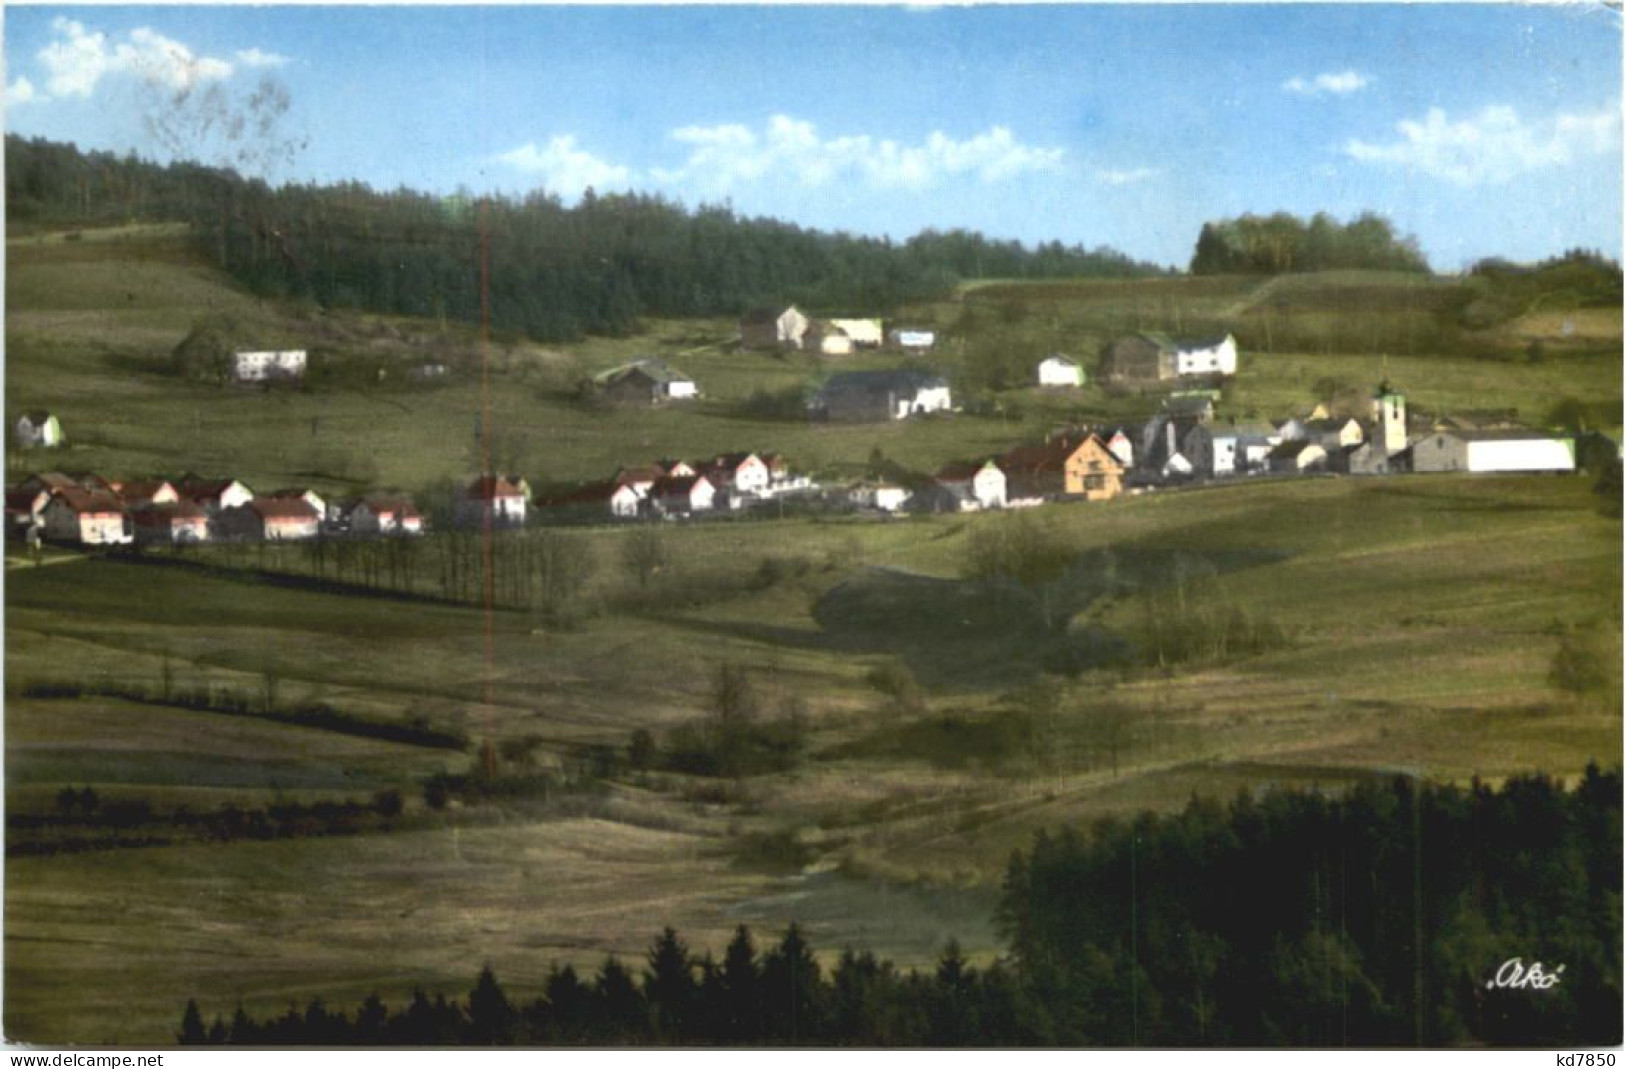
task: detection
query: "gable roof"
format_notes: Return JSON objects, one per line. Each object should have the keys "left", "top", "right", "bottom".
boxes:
{"left": 248, "top": 498, "right": 320, "bottom": 522}
{"left": 48, "top": 487, "right": 125, "bottom": 514}
{"left": 740, "top": 305, "right": 797, "bottom": 325}
{"left": 133, "top": 501, "right": 209, "bottom": 523}
{"left": 465, "top": 475, "right": 525, "bottom": 500}
{"left": 1131, "top": 331, "right": 1234, "bottom": 353}
{"left": 356, "top": 492, "right": 421, "bottom": 517}
{"left": 650, "top": 474, "right": 711, "bottom": 498}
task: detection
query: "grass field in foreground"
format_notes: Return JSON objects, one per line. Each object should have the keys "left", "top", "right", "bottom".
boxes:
{"left": 6, "top": 472, "right": 1618, "bottom": 1044}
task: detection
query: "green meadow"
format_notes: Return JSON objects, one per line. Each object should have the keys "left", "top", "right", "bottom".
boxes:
{"left": 5, "top": 224, "right": 1620, "bottom": 1043}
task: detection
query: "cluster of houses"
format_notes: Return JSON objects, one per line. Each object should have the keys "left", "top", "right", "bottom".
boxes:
{"left": 7, "top": 471, "right": 425, "bottom": 548}
{"left": 533, "top": 452, "right": 816, "bottom": 521}
{"left": 842, "top": 377, "right": 1580, "bottom": 516}
{"left": 738, "top": 306, "right": 935, "bottom": 356}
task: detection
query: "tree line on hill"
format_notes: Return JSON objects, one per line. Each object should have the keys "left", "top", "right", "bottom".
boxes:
{"left": 4, "top": 134, "right": 1166, "bottom": 342}
{"left": 180, "top": 767, "right": 1620, "bottom": 1047}
{"left": 1190, "top": 211, "right": 1431, "bottom": 275}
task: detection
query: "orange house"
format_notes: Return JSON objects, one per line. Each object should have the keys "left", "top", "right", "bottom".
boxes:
{"left": 1062, "top": 435, "right": 1125, "bottom": 501}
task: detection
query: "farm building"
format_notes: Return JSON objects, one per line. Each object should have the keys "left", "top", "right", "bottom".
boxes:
{"left": 828, "top": 319, "right": 884, "bottom": 348}
{"left": 809, "top": 370, "right": 952, "bottom": 422}
{"left": 1100, "top": 333, "right": 1237, "bottom": 383}
{"left": 232, "top": 350, "right": 307, "bottom": 382}
{"left": 348, "top": 493, "right": 425, "bottom": 535}
{"left": 132, "top": 502, "right": 211, "bottom": 545}
{"left": 935, "top": 459, "right": 1007, "bottom": 511}
{"left": 1037, "top": 355, "right": 1085, "bottom": 388}
{"left": 41, "top": 488, "right": 130, "bottom": 545}
{"left": 14, "top": 411, "right": 64, "bottom": 449}
{"left": 217, "top": 499, "right": 321, "bottom": 541}
{"left": 263, "top": 488, "right": 330, "bottom": 522}
{"left": 457, "top": 475, "right": 528, "bottom": 527}
{"left": 739, "top": 306, "right": 811, "bottom": 351}
{"left": 1409, "top": 430, "right": 1576, "bottom": 474}
{"left": 593, "top": 359, "right": 698, "bottom": 404}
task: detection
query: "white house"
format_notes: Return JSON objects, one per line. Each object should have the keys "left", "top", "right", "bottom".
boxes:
{"left": 232, "top": 350, "right": 307, "bottom": 382}
{"left": 1037, "top": 354, "right": 1085, "bottom": 388}
{"left": 700, "top": 453, "right": 772, "bottom": 497}
{"left": 15, "top": 411, "right": 64, "bottom": 449}
{"left": 539, "top": 481, "right": 643, "bottom": 521}
{"left": 828, "top": 318, "right": 884, "bottom": 348}
{"left": 651, "top": 474, "right": 716, "bottom": 515}
{"left": 739, "top": 306, "right": 811, "bottom": 350}
{"left": 457, "top": 475, "right": 528, "bottom": 526}
{"left": 1103, "top": 428, "right": 1136, "bottom": 469}
{"left": 1268, "top": 440, "right": 1329, "bottom": 474}
{"left": 132, "top": 502, "right": 211, "bottom": 545}
{"left": 217, "top": 499, "right": 322, "bottom": 541}
{"left": 1173, "top": 335, "right": 1238, "bottom": 377}
{"left": 1410, "top": 430, "right": 1575, "bottom": 474}
{"left": 349, "top": 493, "right": 425, "bottom": 536}
{"left": 806, "top": 322, "right": 854, "bottom": 356}
{"left": 41, "top": 489, "right": 130, "bottom": 545}
{"left": 935, "top": 459, "right": 1007, "bottom": 510}
{"left": 177, "top": 477, "right": 255, "bottom": 513}
{"left": 848, "top": 481, "right": 910, "bottom": 513}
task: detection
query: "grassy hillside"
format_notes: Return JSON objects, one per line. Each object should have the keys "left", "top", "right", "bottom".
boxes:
{"left": 6, "top": 223, "right": 1621, "bottom": 1044}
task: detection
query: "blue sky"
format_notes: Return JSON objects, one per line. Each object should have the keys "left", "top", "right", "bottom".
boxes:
{"left": 4, "top": 4, "right": 1621, "bottom": 269}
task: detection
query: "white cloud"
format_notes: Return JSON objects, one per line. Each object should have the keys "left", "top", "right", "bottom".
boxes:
{"left": 1095, "top": 166, "right": 1159, "bottom": 187}
{"left": 235, "top": 48, "right": 290, "bottom": 70}
{"left": 652, "top": 114, "right": 1064, "bottom": 193}
{"left": 1346, "top": 104, "right": 1621, "bottom": 185}
{"left": 37, "top": 17, "right": 259, "bottom": 99}
{"left": 5, "top": 76, "right": 47, "bottom": 107}
{"left": 497, "top": 136, "right": 633, "bottom": 200}
{"left": 1283, "top": 70, "right": 1370, "bottom": 96}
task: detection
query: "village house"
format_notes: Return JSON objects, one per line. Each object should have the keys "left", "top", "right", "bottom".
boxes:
{"left": 132, "top": 501, "right": 211, "bottom": 545}
{"left": 14, "top": 411, "right": 64, "bottom": 449}
{"left": 846, "top": 481, "right": 911, "bottom": 513}
{"left": 1099, "top": 333, "right": 1238, "bottom": 383}
{"left": 828, "top": 319, "right": 884, "bottom": 349}
{"left": 806, "top": 322, "right": 854, "bottom": 356}
{"left": 739, "top": 306, "right": 811, "bottom": 351}
{"left": 216, "top": 498, "right": 321, "bottom": 541}
{"left": 1061, "top": 435, "right": 1127, "bottom": 500}
{"left": 697, "top": 452, "right": 772, "bottom": 498}
{"left": 232, "top": 350, "right": 307, "bottom": 383}
{"left": 1409, "top": 429, "right": 1576, "bottom": 474}
{"left": 1304, "top": 416, "right": 1366, "bottom": 451}
{"left": 1207, "top": 422, "right": 1281, "bottom": 476}
{"left": 593, "top": 359, "right": 698, "bottom": 405}
{"left": 613, "top": 465, "right": 666, "bottom": 497}
{"left": 809, "top": 369, "right": 952, "bottom": 422}
{"left": 348, "top": 493, "right": 425, "bottom": 536}
{"left": 935, "top": 459, "right": 1007, "bottom": 511}
{"left": 109, "top": 478, "right": 180, "bottom": 510}
{"left": 649, "top": 474, "right": 716, "bottom": 516}
{"left": 1037, "top": 354, "right": 1085, "bottom": 388}
{"left": 1268, "top": 439, "right": 1329, "bottom": 474}
{"left": 41, "top": 488, "right": 130, "bottom": 545}
{"left": 537, "top": 481, "right": 643, "bottom": 521}
{"left": 263, "top": 488, "right": 329, "bottom": 522}
{"left": 176, "top": 476, "right": 254, "bottom": 514}
{"left": 457, "top": 475, "right": 528, "bottom": 527}
{"left": 1103, "top": 428, "right": 1136, "bottom": 469}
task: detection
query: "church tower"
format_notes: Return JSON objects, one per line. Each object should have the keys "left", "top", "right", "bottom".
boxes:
{"left": 1373, "top": 379, "right": 1407, "bottom": 455}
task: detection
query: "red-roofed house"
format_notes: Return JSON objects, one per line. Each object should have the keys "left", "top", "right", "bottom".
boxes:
{"left": 41, "top": 488, "right": 130, "bottom": 544}
{"left": 112, "top": 479, "right": 179, "bottom": 510}
{"left": 132, "top": 501, "right": 211, "bottom": 545}
{"left": 538, "top": 481, "right": 643, "bottom": 521}
{"left": 177, "top": 476, "right": 254, "bottom": 513}
{"left": 216, "top": 499, "right": 321, "bottom": 541}
{"left": 6, "top": 488, "right": 51, "bottom": 534}
{"left": 935, "top": 459, "right": 1006, "bottom": 510}
{"left": 349, "top": 493, "right": 425, "bottom": 536}
{"left": 698, "top": 452, "right": 770, "bottom": 497}
{"left": 456, "top": 475, "right": 527, "bottom": 526}
{"left": 650, "top": 474, "right": 716, "bottom": 515}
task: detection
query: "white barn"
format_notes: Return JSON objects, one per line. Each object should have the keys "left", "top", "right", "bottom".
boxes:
{"left": 1410, "top": 430, "right": 1575, "bottom": 474}
{"left": 828, "top": 319, "right": 884, "bottom": 348}
{"left": 1037, "top": 355, "right": 1085, "bottom": 388}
